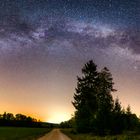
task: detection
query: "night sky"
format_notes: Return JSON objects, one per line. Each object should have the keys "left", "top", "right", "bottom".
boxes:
{"left": 0, "top": 0, "right": 139, "bottom": 123}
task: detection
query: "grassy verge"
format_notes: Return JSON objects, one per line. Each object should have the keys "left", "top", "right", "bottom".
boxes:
{"left": 61, "top": 128, "right": 140, "bottom": 140}
{"left": 0, "top": 127, "right": 51, "bottom": 140}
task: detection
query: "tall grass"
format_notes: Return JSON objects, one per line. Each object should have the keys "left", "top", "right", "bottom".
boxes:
{"left": 0, "top": 127, "right": 51, "bottom": 140}
{"left": 62, "top": 129, "right": 140, "bottom": 140}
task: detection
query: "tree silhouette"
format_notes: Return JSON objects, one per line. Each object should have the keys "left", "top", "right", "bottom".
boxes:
{"left": 94, "top": 67, "right": 116, "bottom": 135}
{"left": 72, "top": 60, "right": 139, "bottom": 135}
{"left": 72, "top": 60, "right": 98, "bottom": 132}
{"left": 111, "top": 97, "right": 123, "bottom": 134}
{"left": 72, "top": 60, "right": 117, "bottom": 134}
{"left": 0, "top": 112, "right": 42, "bottom": 127}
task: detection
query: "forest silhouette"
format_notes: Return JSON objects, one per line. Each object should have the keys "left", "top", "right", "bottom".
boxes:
{"left": 0, "top": 112, "right": 54, "bottom": 128}
{"left": 60, "top": 60, "right": 140, "bottom": 135}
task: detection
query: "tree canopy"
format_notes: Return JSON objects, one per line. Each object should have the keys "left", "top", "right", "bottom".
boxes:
{"left": 72, "top": 60, "right": 139, "bottom": 135}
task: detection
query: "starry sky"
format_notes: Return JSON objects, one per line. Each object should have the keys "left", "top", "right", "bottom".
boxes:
{"left": 0, "top": 0, "right": 139, "bottom": 123}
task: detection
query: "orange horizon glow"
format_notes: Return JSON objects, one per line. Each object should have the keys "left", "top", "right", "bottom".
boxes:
{"left": 0, "top": 75, "right": 140, "bottom": 124}
{"left": 0, "top": 73, "right": 140, "bottom": 123}
{"left": 0, "top": 110, "right": 73, "bottom": 123}
{"left": 0, "top": 91, "right": 140, "bottom": 124}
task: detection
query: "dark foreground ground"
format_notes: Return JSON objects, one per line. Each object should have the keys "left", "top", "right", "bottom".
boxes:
{"left": 0, "top": 127, "right": 51, "bottom": 140}
{"left": 62, "top": 129, "right": 140, "bottom": 140}
{"left": 1, "top": 127, "right": 140, "bottom": 140}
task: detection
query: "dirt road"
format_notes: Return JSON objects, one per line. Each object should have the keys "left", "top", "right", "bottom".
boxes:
{"left": 38, "top": 129, "right": 71, "bottom": 140}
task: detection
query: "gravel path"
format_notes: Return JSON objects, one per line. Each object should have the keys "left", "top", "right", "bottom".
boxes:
{"left": 38, "top": 129, "right": 71, "bottom": 140}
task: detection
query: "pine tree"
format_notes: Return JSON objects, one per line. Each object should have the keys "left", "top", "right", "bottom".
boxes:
{"left": 111, "top": 97, "right": 123, "bottom": 134}
{"left": 95, "top": 67, "right": 115, "bottom": 135}
{"left": 72, "top": 61, "right": 116, "bottom": 134}
{"left": 72, "top": 60, "right": 98, "bottom": 132}
{"left": 114, "top": 97, "right": 122, "bottom": 113}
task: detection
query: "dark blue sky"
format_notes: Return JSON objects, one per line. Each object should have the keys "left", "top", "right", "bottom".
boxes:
{"left": 0, "top": 0, "right": 139, "bottom": 27}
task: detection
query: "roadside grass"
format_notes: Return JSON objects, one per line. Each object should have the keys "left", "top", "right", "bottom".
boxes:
{"left": 0, "top": 127, "right": 51, "bottom": 140}
{"left": 61, "top": 129, "right": 140, "bottom": 140}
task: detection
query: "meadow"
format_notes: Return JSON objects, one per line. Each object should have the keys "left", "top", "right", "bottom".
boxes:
{"left": 62, "top": 129, "right": 140, "bottom": 140}
{"left": 0, "top": 127, "right": 50, "bottom": 140}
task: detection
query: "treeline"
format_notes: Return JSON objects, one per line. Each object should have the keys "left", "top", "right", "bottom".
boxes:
{"left": 0, "top": 112, "right": 52, "bottom": 128}
{"left": 60, "top": 60, "right": 140, "bottom": 135}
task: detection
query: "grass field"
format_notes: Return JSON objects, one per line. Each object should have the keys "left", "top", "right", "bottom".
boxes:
{"left": 0, "top": 127, "right": 51, "bottom": 140}
{"left": 62, "top": 129, "right": 140, "bottom": 140}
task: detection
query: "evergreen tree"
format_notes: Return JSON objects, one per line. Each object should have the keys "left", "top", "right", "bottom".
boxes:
{"left": 72, "top": 60, "right": 98, "bottom": 132}
{"left": 72, "top": 60, "right": 139, "bottom": 135}
{"left": 72, "top": 61, "right": 116, "bottom": 134}
{"left": 125, "top": 105, "right": 139, "bottom": 130}
{"left": 114, "top": 97, "right": 122, "bottom": 113}
{"left": 126, "top": 105, "right": 131, "bottom": 115}
{"left": 111, "top": 97, "right": 123, "bottom": 134}
{"left": 94, "top": 67, "right": 116, "bottom": 135}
